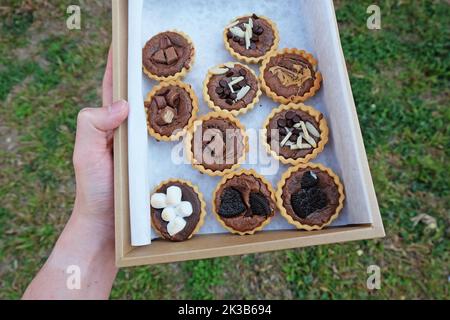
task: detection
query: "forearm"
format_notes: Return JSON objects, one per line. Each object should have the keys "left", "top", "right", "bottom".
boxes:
{"left": 22, "top": 204, "right": 118, "bottom": 300}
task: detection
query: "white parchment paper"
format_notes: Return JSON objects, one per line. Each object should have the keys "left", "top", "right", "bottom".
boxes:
{"left": 128, "top": 0, "right": 374, "bottom": 242}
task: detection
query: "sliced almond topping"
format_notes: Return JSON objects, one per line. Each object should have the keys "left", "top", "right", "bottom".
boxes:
{"left": 224, "top": 62, "right": 235, "bottom": 68}
{"left": 303, "top": 134, "right": 317, "bottom": 148}
{"left": 229, "top": 26, "right": 245, "bottom": 38}
{"left": 280, "top": 131, "right": 292, "bottom": 147}
{"left": 226, "top": 20, "right": 240, "bottom": 29}
{"left": 236, "top": 85, "right": 250, "bottom": 101}
{"left": 293, "top": 122, "right": 302, "bottom": 129}
{"left": 248, "top": 18, "right": 253, "bottom": 29}
{"left": 244, "top": 23, "right": 252, "bottom": 49}
{"left": 228, "top": 76, "right": 244, "bottom": 87}
{"left": 300, "top": 121, "right": 311, "bottom": 139}
{"left": 210, "top": 67, "right": 229, "bottom": 75}
{"left": 305, "top": 121, "right": 320, "bottom": 138}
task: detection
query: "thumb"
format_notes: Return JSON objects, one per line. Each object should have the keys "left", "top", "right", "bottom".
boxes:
{"left": 73, "top": 100, "right": 129, "bottom": 168}
{"left": 77, "top": 100, "right": 129, "bottom": 133}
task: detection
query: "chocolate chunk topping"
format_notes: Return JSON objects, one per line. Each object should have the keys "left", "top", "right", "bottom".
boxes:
{"left": 219, "top": 80, "right": 228, "bottom": 88}
{"left": 152, "top": 49, "right": 166, "bottom": 64}
{"left": 226, "top": 70, "right": 234, "bottom": 77}
{"left": 154, "top": 96, "right": 167, "bottom": 109}
{"left": 166, "top": 90, "right": 180, "bottom": 107}
{"left": 252, "top": 13, "right": 259, "bottom": 20}
{"left": 164, "top": 47, "right": 178, "bottom": 65}
{"left": 301, "top": 171, "right": 319, "bottom": 189}
{"left": 291, "top": 188, "right": 328, "bottom": 219}
{"left": 227, "top": 31, "right": 233, "bottom": 39}
{"left": 218, "top": 188, "right": 246, "bottom": 218}
{"left": 159, "top": 36, "right": 172, "bottom": 49}
{"left": 250, "top": 192, "right": 271, "bottom": 216}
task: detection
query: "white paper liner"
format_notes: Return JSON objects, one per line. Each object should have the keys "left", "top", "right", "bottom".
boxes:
{"left": 127, "top": 0, "right": 374, "bottom": 243}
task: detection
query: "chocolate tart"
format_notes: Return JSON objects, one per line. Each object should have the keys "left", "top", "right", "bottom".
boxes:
{"left": 213, "top": 169, "right": 276, "bottom": 235}
{"left": 203, "top": 62, "right": 261, "bottom": 116}
{"left": 150, "top": 179, "right": 206, "bottom": 241}
{"left": 260, "top": 49, "right": 322, "bottom": 104}
{"left": 144, "top": 80, "right": 198, "bottom": 141}
{"left": 223, "top": 14, "right": 279, "bottom": 64}
{"left": 185, "top": 111, "right": 248, "bottom": 176}
{"left": 276, "top": 163, "right": 345, "bottom": 231}
{"left": 262, "top": 103, "right": 328, "bottom": 165}
{"left": 143, "top": 31, "right": 195, "bottom": 81}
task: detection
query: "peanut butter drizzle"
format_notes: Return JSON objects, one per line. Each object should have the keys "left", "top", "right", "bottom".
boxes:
{"left": 269, "top": 64, "right": 312, "bottom": 87}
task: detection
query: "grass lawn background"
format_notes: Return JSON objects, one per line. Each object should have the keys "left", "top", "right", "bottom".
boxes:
{"left": 0, "top": 0, "right": 448, "bottom": 299}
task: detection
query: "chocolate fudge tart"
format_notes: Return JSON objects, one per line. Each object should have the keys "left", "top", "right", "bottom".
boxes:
{"left": 145, "top": 80, "right": 198, "bottom": 141}
{"left": 203, "top": 62, "right": 261, "bottom": 116}
{"left": 260, "top": 49, "right": 322, "bottom": 104}
{"left": 263, "top": 103, "right": 329, "bottom": 165}
{"left": 213, "top": 170, "right": 276, "bottom": 235}
{"left": 186, "top": 112, "right": 248, "bottom": 176}
{"left": 276, "top": 163, "right": 345, "bottom": 231}
{"left": 143, "top": 31, "right": 195, "bottom": 81}
{"left": 223, "top": 14, "right": 279, "bottom": 64}
{"left": 150, "top": 179, "right": 206, "bottom": 241}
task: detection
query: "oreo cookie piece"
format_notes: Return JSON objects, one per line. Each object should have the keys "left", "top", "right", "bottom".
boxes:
{"left": 250, "top": 192, "right": 271, "bottom": 216}
{"left": 218, "top": 187, "right": 246, "bottom": 217}
{"left": 301, "top": 171, "right": 319, "bottom": 189}
{"left": 291, "top": 187, "right": 328, "bottom": 218}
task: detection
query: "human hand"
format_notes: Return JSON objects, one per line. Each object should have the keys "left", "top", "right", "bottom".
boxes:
{"left": 73, "top": 48, "right": 129, "bottom": 232}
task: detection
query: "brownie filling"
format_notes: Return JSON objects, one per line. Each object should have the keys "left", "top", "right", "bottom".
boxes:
{"left": 215, "top": 174, "right": 275, "bottom": 232}
{"left": 192, "top": 118, "right": 245, "bottom": 172}
{"left": 263, "top": 53, "right": 317, "bottom": 98}
{"left": 225, "top": 14, "right": 275, "bottom": 58}
{"left": 143, "top": 31, "right": 193, "bottom": 77}
{"left": 207, "top": 64, "right": 258, "bottom": 111}
{"left": 281, "top": 169, "right": 340, "bottom": 226}
{"left": 266, "top": 109, "right": 322, "bottom": 159}
{"left": 145, "top": 85, "right": 193, "bottom": 137}
{"left": 151, "top": 182, "right": 201, "bottom": 241}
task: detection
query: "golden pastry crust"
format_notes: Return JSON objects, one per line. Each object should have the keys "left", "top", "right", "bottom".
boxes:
{"left": 185, "top": 111, "right": 249, "bottom": 176}
{"left": 203, "top": 62, "right": 262, "bottom": 116}
{"left": 143, "top": 30, "right": 195, "bottom": 81}
{"left": 150, "top": 179, "right": 206, "bottom": 241}
{"left": 276, "top": 163, "right": 345, "bottom": 231}
{"left": 260, "top": 48, "right": 322, "bottom": 104}
{"left": 145, "top": 80, "right": 199, "bottom": 141}
{"left": 223, "top": 15, "right": 280, "bottom": 64}
{"left": 212, "top": 169, "right": 276, "bottom": 235}
{"left": 261, "top": 103, "right": 329, "bottom": 165}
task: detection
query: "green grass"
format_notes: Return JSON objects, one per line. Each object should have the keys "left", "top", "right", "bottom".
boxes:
{"left": 0, "top": 1, "right": 448, "bottom": 299}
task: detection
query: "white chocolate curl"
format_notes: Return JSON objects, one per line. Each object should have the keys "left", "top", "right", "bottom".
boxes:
{"left": 150, "top": 193, "right": 167, "bottom": 209}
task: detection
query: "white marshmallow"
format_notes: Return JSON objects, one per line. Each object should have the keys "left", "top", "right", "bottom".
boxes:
{"left": 161, "top": 207, "right": 177, "bottom": 222}
{"left": 166, "top": 186, "right": 182, "bottom": 206}
{"left": 167, "top": 217, "right": 187, "bottom": 236}
{"left": 150, "top": 193, "right": 167, "bottom": 209}
{"left": 176, "top": 201, "right": 193, "bottom": 217}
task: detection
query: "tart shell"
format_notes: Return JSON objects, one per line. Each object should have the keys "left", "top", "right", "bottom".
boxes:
{"left": 150, "top": 179, "right": 207, "bottom": 241}
{"left": 143, "top": 30, "right": 196, "bottom": 82}
{"left": 185, "top": 111, "right": 249, "bottom": 176}
{"left": 260, "top": 48, "right": 322, "bottom": 104}
{"left": 276, "top": 163, "right": 345, "bottom": 231}
{"left": 212, "top": 169, "right": 276, "bottom": 235}
{"left": 262, "top": 103, "right": 329, "bottom": 165}
{"left": 145, "top": 80, "right": 199, "bottom": 141}
{"left": 203, "top": 62, "right": 262, "bottom": 116}
{"left": 223, "top": 15, "right": 280, "bottom": 64}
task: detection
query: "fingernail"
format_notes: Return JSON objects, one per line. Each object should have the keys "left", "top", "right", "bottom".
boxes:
{"left": 109, "top": 100, "right": 128, "bottom": 114}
